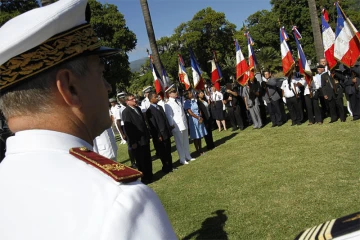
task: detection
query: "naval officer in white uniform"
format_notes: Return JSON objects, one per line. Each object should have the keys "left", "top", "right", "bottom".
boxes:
{"left": 0, "top": 1, "right": 177, "bottom": 239}
{"left": 140, "top": 86, "right": 152, "bottom": 113}
{"left": 165, "top": 85, "right": 195, "bottom": 165}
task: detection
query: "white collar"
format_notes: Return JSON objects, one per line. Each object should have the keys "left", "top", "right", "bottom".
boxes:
{"left": 6, "top": 130, "right": 93, "bottom": 155}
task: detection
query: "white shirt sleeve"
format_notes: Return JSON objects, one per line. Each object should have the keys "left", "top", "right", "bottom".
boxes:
{"left": 102, "top": 182, "right": 177, "bottom": 239}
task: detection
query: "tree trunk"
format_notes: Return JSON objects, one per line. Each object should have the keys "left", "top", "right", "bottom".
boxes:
{"left": 307, "top": 0, "right": 324, "bottom": 62}
{"left": 140, "top": 0, "right": 163, "bottom": 74}
{"left": 41, "top": 0, "right": 57, "bottom": 7}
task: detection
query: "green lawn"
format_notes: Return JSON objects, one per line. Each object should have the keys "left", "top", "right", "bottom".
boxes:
{"left": 116, "top": 119, "right": 359, "bottom": 240}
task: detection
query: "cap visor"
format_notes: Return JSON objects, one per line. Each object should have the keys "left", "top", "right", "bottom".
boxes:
{"left": 92, "top": 46, "right": 120, "bottom": 57}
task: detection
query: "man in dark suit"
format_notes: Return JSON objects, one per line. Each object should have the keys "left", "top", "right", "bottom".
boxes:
{"left": 223, "top": 83, "right": 244, "bottom": 131}
{"left": 319, "top": 64, "right": 338, "bottom": 123}
{"left": 262, "top": 71, "right": 283, "bottom": 127}
{"left": 123, "top": 93, "right": 153, "bottom": 183}
{"left": 146, "top": 92, "right": 174, "bottom": 173}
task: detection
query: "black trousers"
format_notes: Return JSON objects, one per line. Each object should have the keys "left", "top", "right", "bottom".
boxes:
{"left": 349, "top": 93, "right": 360, "bottom": 120}
{"left": 204, "top": 118, "right": 215, "bottom": 150}
{"left": 154, "top": 138, "right": 173, "bottom": 173}
{"left": 227, "top": 105, "right": 244, "bottom": 130}
{"left": 312, "top": 97, "right": 323, "bottom": 123}
{"left": 326, "top": 98, "right": 338, "bottom": 122}
{"left": 267, "top": 100, "right": 282, "bottom": 126}
{"left": 335, "top": 95, "right": 346, "bottom": 121}
{"left": 305, "top": 95, "right": 314, "bottom": 123}
{"left": 286, "top": 96, "right": 302, "bottom": 124}
{"left": 133, "top": 144, "right": 153, "bottom": 182}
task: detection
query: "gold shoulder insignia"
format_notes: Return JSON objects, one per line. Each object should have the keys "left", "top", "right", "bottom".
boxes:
{"left": 70, "top": 147, "right": 142, "bottom": 183}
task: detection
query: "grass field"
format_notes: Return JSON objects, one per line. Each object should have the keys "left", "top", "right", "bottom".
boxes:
{"left": 116, "top": 118, "right": 359, "bottom": 240}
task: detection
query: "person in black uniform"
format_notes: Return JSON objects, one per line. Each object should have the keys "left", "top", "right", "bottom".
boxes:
{"left": 331, "top": 70, "right": 346, "bottom": 122}
{"left": 223, "top": 83, "right": 244, "bottom": 131}
{"left": 319, "top": 64, "right": 338, "bottom": 123}
{"left": 146, "top": 92, "right": 174, "bottom": 173}
{"left": 123, "top": 93, "right": 153, "bottom": 183}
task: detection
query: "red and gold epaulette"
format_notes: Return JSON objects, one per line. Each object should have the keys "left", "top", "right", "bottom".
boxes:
{"left": 69, "top": 147, "right": 142, "bottom": 183}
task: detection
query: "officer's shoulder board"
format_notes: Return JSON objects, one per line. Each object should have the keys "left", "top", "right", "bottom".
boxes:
{"left": 294, "top": 212, "right": 360, "bottom": 240}
{"left": 70, "top": 147, "right": 142, "bottom": 183}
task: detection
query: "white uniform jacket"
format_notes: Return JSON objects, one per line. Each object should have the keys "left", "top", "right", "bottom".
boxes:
{"left": 0, "top": 130, "right": 176, "bottom": 240}
{"left": 165, "top": 97, "right": 188, "bottom": 132}
{"left": 93, "top": 127, "right": 118, "bottom": 161}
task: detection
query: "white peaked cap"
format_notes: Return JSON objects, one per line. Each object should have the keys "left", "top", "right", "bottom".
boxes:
{"left": 0, "top": 0, "right": 118, "bottom": 91}
{"left": 0, "top": 0, "right": 87, "bottom": 66}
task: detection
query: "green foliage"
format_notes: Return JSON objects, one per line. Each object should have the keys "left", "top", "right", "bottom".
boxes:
{"left": 126, "top": 71, "right": 153, "bottom": 95}
{"left": 256, "top": 46, "right": 282, "bottom": 73}
{"left": 88, "top": 0, "right": 136, "bottom": 93}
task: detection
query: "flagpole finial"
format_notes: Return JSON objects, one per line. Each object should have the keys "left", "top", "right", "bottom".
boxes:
{"left": 146, "top": 48, "right": 150, "bottom": 55}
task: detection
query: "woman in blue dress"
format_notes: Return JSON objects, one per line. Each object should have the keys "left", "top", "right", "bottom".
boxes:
{"left": 183, "top": 90, "right": 208, "bottom": 156}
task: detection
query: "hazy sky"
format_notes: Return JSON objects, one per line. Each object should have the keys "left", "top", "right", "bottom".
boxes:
{"left": 100, "top": 0, "right": 273, "bottom": 61}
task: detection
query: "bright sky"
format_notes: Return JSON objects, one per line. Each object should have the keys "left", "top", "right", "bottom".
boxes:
{"left": 99, "top": 0, "right": 272, "bottom": 62}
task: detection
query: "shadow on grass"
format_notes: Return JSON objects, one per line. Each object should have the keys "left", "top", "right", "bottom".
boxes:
{"left": 182, "top": 209, "right": 228, "bottom": 240}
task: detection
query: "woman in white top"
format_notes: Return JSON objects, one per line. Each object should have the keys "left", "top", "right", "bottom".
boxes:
{"left": 211, "top": 86, "right": 227, "bottom": 131}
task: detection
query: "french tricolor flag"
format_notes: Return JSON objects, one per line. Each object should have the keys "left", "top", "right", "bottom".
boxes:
{"left": 178, "top": 54, "right": 190, "bottom": 90}
{"left": 149, "top": 55, "right": 163, "bottom": 94}
{"left": 321, "top": 15, "right": 337, "bottom": 70}
{"left": 292, "top": 26, "right": 312, "bottom": 85}
{"left": 189, "top": 48, "right": 205, "bottom": 90}
{"left": 334, "top": 2, "right": 360, "bottom": 67}
{"left": 161, "top": 68, "right": 171, "bottom": 91}
{"left": 245, "top": 32, "right": 257, "bottom": 81}
{"left": 235, "top": 39, "right": 249, "bottom": 86}
{"left": 280, "top": 26, "right": 295, "bottom": 76}
{"left": 210, "top": 51, "right": 222, "bottom": 91}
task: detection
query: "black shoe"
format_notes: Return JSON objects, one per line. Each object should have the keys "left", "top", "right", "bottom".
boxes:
{"left": 297, "top": 122, "right": 302, "bottom": 125}
{"left": 271, "top": 124, "right": 277, "bottom": 127}
{"left": 231, "top": 128, "right": 237, "bottom": 132}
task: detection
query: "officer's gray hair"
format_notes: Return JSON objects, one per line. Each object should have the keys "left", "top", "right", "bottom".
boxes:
{"left": 0, "top": 56, "right": 89, "bottom": 119}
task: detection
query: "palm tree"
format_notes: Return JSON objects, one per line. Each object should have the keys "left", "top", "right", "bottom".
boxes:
{"left": 140, "top": 0, "right": 163, "bottom": 75}
{"left": 222, "top": 56, "right": 236, "bottom": 82}
{"left": 307, "top": 0, "right": 324, "bottom": 62}
{"left": 256, "top": 47, "right": 282, "bottom": 73}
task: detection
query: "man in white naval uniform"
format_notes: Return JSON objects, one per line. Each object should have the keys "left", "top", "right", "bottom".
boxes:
{"left": 110, "top": 98, "right": 126, "bottom": 144}
{"left": 93, "top": 110, "right": 118, "bottom": 161}
{"left": 165, "top": 85, "right": 195, "bottom": 165}
{"left": 140, "top": 86, "right": 152, "bottom": 113}
{"left": 0, "top": 1, "right": 176, "bottom": 240}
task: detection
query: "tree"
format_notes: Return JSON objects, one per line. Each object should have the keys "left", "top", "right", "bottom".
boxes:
{"left": 307, "top": 0, "right": 324, "bottom": 61}
{"left": 256, "top": 47, "right": 282, "bottom": 73}
{"left": 140, "top": 0, "right": 163, "bottom": 76}
{"left": 154, "top": 7, "right": 237, "bottom": 83}
{"left": 88, "top": 0, "right": 136, "bottom": 92}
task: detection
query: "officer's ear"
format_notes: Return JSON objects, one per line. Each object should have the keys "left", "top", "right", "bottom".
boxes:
{"left": 55, "top": 69, "right": 82, "bottom": 108}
